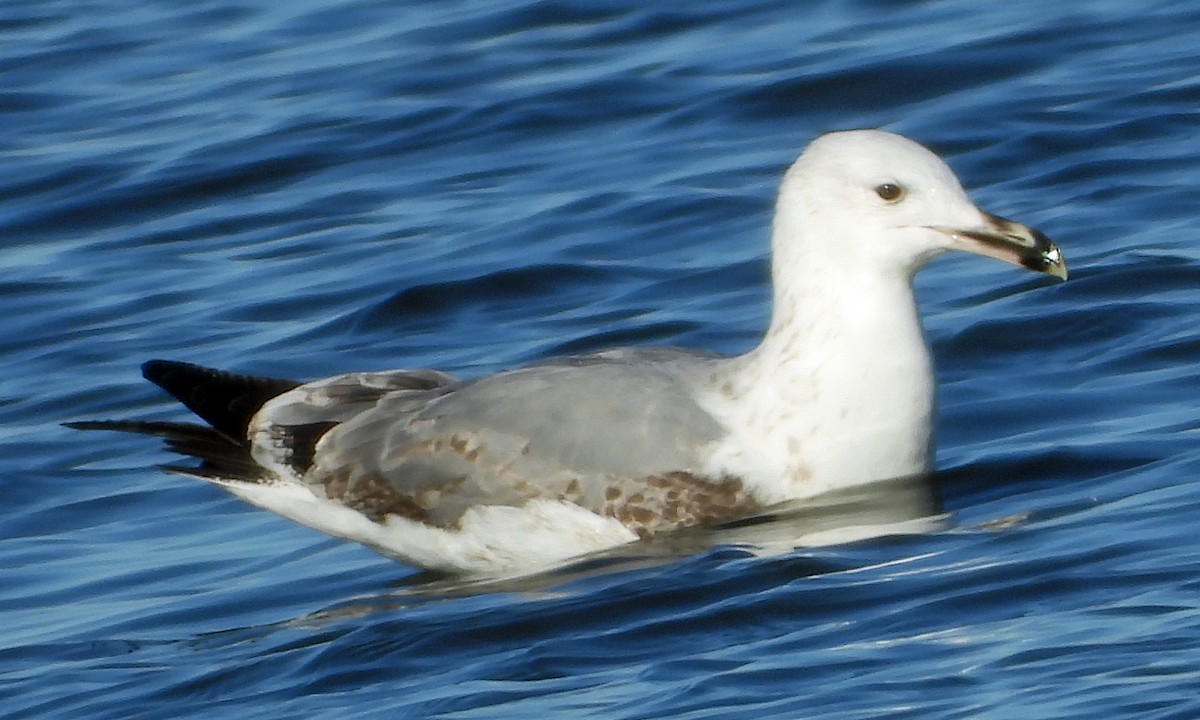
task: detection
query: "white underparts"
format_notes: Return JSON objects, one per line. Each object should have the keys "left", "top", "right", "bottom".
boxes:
{"left": 205, "top": 476, "right": 638, "bottom": 575}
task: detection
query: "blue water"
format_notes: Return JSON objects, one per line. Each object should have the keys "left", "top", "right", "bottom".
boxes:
{"left": 5, "top": 0, "right": 1200, "bottom": 717}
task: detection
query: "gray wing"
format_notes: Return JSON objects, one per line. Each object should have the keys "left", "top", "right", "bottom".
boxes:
{"left": 296, "top": 348, "right": 752, "bottom": 535}
{"left": 248, "top": 367, "right": 458, "bottom": 476}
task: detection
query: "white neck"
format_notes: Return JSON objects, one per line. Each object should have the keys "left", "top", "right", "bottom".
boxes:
{"left": 709, "top": 228, "right": 936, "bottom": 503}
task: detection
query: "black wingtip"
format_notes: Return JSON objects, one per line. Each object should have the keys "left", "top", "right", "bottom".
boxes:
{"left": 140, "top": 359, "right": 210, "bottom": 390}
{"left": 137, "top": 359, "right": 302, "bottom": 444}
{"left": 141, "top": 359, "right": 177, "bottom": 383}
{"left": 67, "top": 362, "right": 310, "bottom": 481}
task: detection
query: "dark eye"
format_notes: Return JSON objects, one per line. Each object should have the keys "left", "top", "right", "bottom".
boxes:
{"left": 874, "top": 183, "right": 904, "bottom": 202}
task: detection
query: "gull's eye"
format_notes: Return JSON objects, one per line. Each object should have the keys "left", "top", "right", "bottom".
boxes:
{"left": 874, "top": 183, "right": 905, "bottom": 202}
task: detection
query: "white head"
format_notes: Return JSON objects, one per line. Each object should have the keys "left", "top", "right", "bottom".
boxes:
{"left": 771, "top": 130, "right": 1066, "bottom": 281}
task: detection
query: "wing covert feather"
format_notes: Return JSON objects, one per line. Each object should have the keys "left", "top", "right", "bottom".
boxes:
{"left": 305, "top": 350, "right": 734, "bottom": 526}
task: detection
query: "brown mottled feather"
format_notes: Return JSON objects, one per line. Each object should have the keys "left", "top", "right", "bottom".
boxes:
{"left": 603, "top": 472, "right": 757, "bottom": 538}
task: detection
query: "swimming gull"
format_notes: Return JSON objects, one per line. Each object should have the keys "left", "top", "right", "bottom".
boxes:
{"left": 69, "top": 130, "right": 1067, "bottom": 575}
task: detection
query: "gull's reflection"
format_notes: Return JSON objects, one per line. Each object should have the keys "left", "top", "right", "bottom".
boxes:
{"left": 195, "top": 471, "right": 944, "bottom": 649}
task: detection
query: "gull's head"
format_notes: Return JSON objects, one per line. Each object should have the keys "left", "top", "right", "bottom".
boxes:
{"left": 774, "top": 130, "right": 1067, "bottom": 281}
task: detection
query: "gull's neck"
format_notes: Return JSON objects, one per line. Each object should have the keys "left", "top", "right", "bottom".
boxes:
{"left": 713, "top": 218, "right": 936, "bottom": 502}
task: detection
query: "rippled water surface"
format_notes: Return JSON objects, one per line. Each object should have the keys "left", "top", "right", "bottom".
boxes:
{"left": 5, "top": 1, "right": 1200, "bottom": 718}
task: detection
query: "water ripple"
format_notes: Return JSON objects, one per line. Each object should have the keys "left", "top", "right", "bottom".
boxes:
{"left": 5, "top": 0, "right": 1200, "bottom": 718}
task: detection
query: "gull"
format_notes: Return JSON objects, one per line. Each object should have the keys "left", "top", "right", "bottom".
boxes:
{"left": 69, "top": 130, "right": 1067, "bottom": 575}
